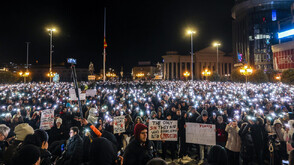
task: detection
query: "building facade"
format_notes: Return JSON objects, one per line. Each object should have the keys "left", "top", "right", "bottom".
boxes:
{"left": 162, "top": 47, "right": 234, "bottom": 80}
{"left": 232, "top": 0, "right": 294, "bottom": 70}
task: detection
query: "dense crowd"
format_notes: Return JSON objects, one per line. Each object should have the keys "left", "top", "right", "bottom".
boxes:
{"left": 0, "top": 81, "right": 293, "bottom": 165}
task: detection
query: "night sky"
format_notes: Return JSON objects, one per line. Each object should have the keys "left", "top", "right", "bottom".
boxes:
{"left": 0, "top": 0, "right": 234, "bottom": 74}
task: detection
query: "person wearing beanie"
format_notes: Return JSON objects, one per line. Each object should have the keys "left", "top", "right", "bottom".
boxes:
{"left": 162, "top": 113, "right": 176, "bottom": 161}
{"left": 3, "top": 123, "right": 34, "bottom": 165}
{"left": 14, "top": 123, "right": 34, "bottom": 141}
{"left": 146, "top": 158, "right": 167, "bottom": 165}
{"left": 123, "top": 123, "right": 156, "bottom": 165}
{"left": 49, "top": 118, "right": 66, "bottom": 144}
{"left": 12, "top": 144, "right": 41, "bottom": 165}
{"left": 88, "top": 137, "right": 116, "bottom": 165}
{"left": 34, "top": 129, "right": 52, "bottom": 165}
{"left": 207, "top": 145, "right": 228, "bottom": 165}
{"left": 196, "top": 110, "right": 211, "bottom": 164}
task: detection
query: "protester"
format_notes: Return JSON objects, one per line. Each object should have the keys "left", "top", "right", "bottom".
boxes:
{"left": 123, "top": 123, "right": 156, "bottom": 165}
{"left": 63, "top": 126, "right": 83, "bottom": 165}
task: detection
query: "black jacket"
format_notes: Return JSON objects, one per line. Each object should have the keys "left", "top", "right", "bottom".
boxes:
{"left": 64, "top": 134, "right": 83, "bottom": 165}
{"left": 123, "top": 139, "right": 155, "bottom": 165}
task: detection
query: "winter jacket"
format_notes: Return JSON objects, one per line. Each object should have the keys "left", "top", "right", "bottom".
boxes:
{"left": 225, "top": 124, "right": 241, "bottom": 152}
{"left": 64, "top": 134, "right": 83, "bottom": 165}
{"left": 239, "top": 123, "right": 255, "bottom": 160}
{"left": 123, "top": 138, "right": 155, "bottom": 165}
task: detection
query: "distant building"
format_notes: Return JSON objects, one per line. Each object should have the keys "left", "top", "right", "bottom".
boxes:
{"left": 132, "top": 61, "right": 157, "bottom": 80}
{"left": 232, "top": 0, "right": 294, "bottom": 70}
{"left": 272, "top": 2, "right": 294, "bottom": 71}
{"left": 162, "top": 47, "right": 233, "bottom": 80}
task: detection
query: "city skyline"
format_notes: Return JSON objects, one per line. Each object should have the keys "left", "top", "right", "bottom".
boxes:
{"left": 0, "top": 0, "right": 234, "bottom": 74}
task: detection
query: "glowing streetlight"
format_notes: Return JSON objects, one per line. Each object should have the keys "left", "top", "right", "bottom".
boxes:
{"left": 240, "top": 65, "right": 253, "bottom": 92}
{"left": 19, "top": 71, "right": 30, "bottom": 83}
{"left": 136, "top": 72, "right": 145, "bottom": 79}
{"left": 202, "top": 69, "right": 211, "bottom": 80}
{"left": 275, "top": 75, "right": 281, "bottom": 82}
{"left": 47, "top": 71, "right": 56, "bottom": 79}
{"left": 183, "top": 71, "right": 190, "bottom": 81}
{"left": 187, "top": 30, "right": 196, "bottom": 80}
{"left": 47, "top": 28, "right": 56, "bottom": 82}
{"left": 213, "top": 42, "right": 221, "bottom": 74}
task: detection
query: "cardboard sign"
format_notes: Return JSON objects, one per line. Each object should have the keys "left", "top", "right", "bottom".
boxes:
{"left": 148, "top": 120, "right": 178, "bottom": 141}
{"left": 186, "top": 123, "right": 216, "bottom": 146}
{"left": 40, "top": 109, "right": 55, "bottom": 130}
{"left": 113, "top": 116, "right": 125, "bottom": 134}
{"left": 86, "top": 89, "right": 96, "bottom": 97}
{"left": 69, "top": 88, "right": 86, "bottom": 101}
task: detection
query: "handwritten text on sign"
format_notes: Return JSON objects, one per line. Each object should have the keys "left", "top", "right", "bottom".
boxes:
{"left": 113, "top": 116, "right": 125, "bottom": 134}
{"left": 148, "top": 120, "right": 178, "bottom": 141}
{"left": 186, "top": 123, "right": 216, "bottom": 146}
{"left": 40, "top": 109, "right": 55, "bottom": 130}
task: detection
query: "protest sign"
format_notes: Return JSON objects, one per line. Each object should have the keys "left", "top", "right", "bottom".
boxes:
{"left": 40, "top": 109, "right": 55, "bottom": 130}
{"left": 69, "top": 88, "right": 86, "bottom": 100}
{"left": 86, "top": 89, "right": 96, "bottom": 97}
{"left": 113, "top": 116, "right": 125, "bottom": 134}
{"left": 148, "top": 120, "right": 178, "bottom": 141}
{"left": 186, "top": 123, "right": 216, "bottom": 146}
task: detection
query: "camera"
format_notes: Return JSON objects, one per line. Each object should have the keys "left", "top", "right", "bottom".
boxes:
{"left": 67, "top": 58, "right": 77, "bottom": 64}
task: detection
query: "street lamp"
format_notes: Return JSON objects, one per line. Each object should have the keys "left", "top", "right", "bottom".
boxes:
{"left": 202, "top": 69, "right": 211, "bottom": 80}
{"left": 213, "top": 42, "right": 221, "bottom": 74}
{"left": 240, "top": 65, "right": 253, "bottom": 92}
{"left": 19, "top": 71, "right": 30, "bottom": 83}
{"left": 47, "top": 28, "right": 56, "bottom": 83}
{"left": 183, "top": 71, "right": 190, "bottom": 81}
{"left": 187, "top": 30, "right": 196, "bottom": 80}
{"left": 136, "top": 72, "right": 145, "bottom": 79}
{"left": 275, "top": 75, "right": 281, "bottom": 82}
{"left": 47, "top": 71, "right": 56, "bottom": 79}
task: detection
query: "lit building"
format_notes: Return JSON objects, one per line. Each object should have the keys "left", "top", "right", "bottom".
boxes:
{"left": 132, "top": 61, "right": 157, "bottom": 80}
{"left": 232, "top": 0, "right": 294, "bottom": 70}
{"left": 162, "top": 47, "right": 233, "bottom": 80}
{"left": 272, "top": 2, "right": 294, "bottom": 71}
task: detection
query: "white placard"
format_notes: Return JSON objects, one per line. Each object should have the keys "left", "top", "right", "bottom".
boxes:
{"left": 40, "top": 109, "right": 55, "bottom": 130}
{"left": 69, "top": 88, "right": 86, "bottom": 100}
{"left": 86, "top": 89, "right": 96, "bottom": 97}
{"left": 148, "top": 120, "right": 178, "bottom": 141}
{"left": 186, "top": 123, "right": 216, "bottom": 146}
{"left": 113, "top": 116, "right": 125, "bottom": 134}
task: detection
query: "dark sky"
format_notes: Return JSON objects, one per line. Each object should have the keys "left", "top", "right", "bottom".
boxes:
{"left": 0, "top": 0, "right": 234, "bottom": 74}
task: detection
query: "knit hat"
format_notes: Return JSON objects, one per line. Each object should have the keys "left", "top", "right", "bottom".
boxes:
{"left": 89, "top": 137, "right": 116, "bottom": 165}
{"left": 34, "top": 129, "right": 49, "bottom": 143}
{"left": 14, "top": 123, "right": 34, "bottom": 141}
{"left": 134, "top": 123, "right": 148, "bottom": 141}
{"left": 147, "top": 158, "right": 167, "bottom": 165}
{"left": 201, "top": 110, "right": 208, "bottom": 116}
{"left": 56, "top": 117, "right": 62, "bottom": 124}
{"left": 273, "top": 119, "right": 282, "bottom": 126}
{"left": 13, "top": 144, "right": 41, "bottom": 165}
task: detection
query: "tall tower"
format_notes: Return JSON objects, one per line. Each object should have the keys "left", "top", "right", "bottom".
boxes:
{"left": 232, "top": 0, "right": 294, "bottom": 70}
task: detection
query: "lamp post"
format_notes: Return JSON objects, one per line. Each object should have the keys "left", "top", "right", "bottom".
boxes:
{"left": 183, "top": 71, "right": 190, "bottom": 81}
{"left": 47, "top": 28, "right": 56, "bottom": 83}
{"left": 240, "top": 65, "right": 253, "bottom": 92}
{"left": 201, "top": 69, "right": 211, "bottom": 80}
{"left": 187, "top": 30, "right": 196, "bottom": 80}
{"left": 213, "top": 42, "right": 221, "bottom": 74}
{"left": 19, "top": 71, "right": 30, "bottom": 83}
{"left": 25, "top": 42, "right": 30, "bottom": 83}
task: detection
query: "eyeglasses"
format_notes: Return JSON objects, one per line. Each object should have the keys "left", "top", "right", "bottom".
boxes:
{"left": 69, "top": 131, "right": 74, "bottom": 134}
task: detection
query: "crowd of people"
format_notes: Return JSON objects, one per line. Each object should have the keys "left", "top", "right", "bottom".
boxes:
{"left": 0, "top": 80, "right": 293, "bottom": 165}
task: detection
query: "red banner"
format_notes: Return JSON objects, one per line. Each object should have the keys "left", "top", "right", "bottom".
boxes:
{"left": 273, "top": 49, "right": 294, "bottom": 69}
